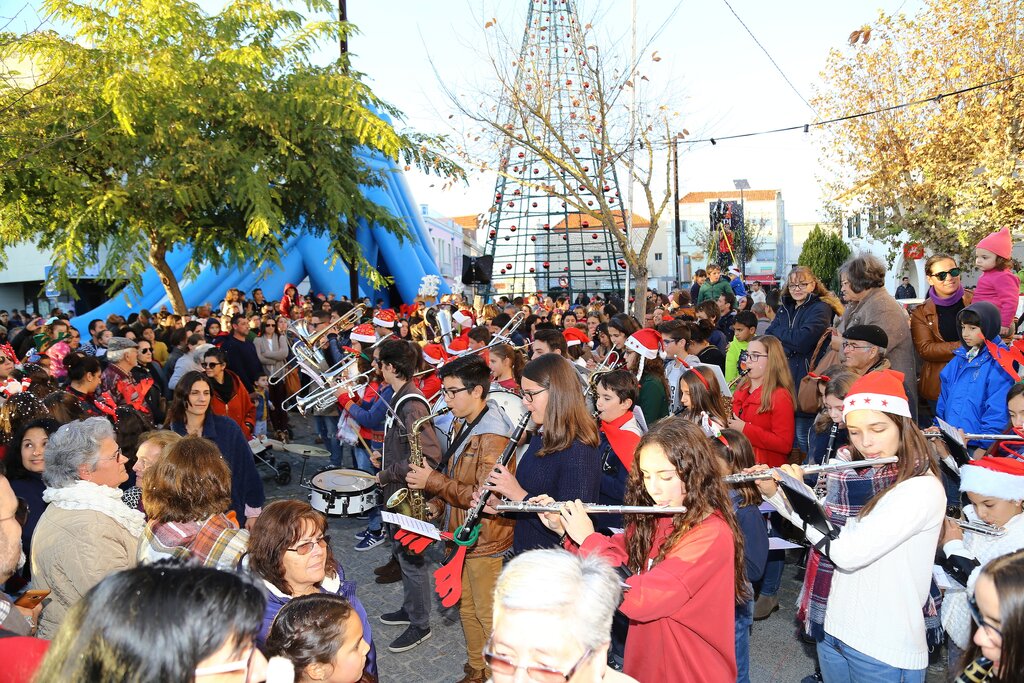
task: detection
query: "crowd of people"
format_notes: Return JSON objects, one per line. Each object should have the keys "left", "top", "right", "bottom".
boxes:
{"left": 0, "top": 236, "right": 1023, "bottom": 683}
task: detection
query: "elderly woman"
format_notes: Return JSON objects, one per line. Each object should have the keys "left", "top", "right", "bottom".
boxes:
{"left": 167, "top": 371, "right": 264, "bottom": 528}
{"left": 910, "top": 253, "right": 972, "bottom": 422}
{"left": 121, "top": 429, "right": 182, "bottom": 514}
{"left": 30, "top": 417, "right": 145, "bottom": 638}
{"left": 835, "top": 254, "right": 919, "bottom": 419}
{"left": 248, "top": 499, "right": 377, "bottom": 679}
{"left": 487, "top": 549, "right": 637, "bottom": 683}
{"left": 840, "top": 324, "right": 890, "bottom": 376}
{"left": 137, "top": 436, "right": 249, "bottom": 570}
{"left": 764, "top": 265, "right": 842, "bottom": 455}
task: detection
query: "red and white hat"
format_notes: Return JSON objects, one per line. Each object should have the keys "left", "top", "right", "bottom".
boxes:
{"left": 350, "top": 323, "right": 376, "bottom": 345}
{"left": 446, "top": 335, "right": 469, "bottom": 357}
{"left": 842, "top": 369, "right": 911, "bottom": 419}
{"left": 373, "top": 308, "right": 397, "bottom": 328}
{"left": 624, "top": 329, "right": 662, "bottom": 360}
{"left": 422, "top": 343, "right": 447, "bottom": 367}
{"left": 960, "top": 456, "right": 1024, "bottom": 501}
{"left": 453, "top": 308, "right": 476, "bottom": 328}
{"left": 563, "top": 328, "right": 590, "bottom": 347}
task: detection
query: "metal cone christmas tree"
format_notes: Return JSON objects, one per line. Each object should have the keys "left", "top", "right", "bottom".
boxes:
{"left": 483, "top": 0, "right": 627, "bottom": 301}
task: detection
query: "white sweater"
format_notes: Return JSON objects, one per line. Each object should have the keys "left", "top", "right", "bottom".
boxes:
{"left": 766, "top": 474, "right": 945, "bottom": 670}
{"left": 941, "top": 508, "right": 1024, "bottom": 648}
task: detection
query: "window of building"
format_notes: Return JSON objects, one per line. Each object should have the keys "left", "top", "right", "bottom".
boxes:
{"left": 654, "top": 253, "right": 663, "bottom": 261}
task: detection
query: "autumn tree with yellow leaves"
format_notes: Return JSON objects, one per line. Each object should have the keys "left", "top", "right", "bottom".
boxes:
{"left": 813, "top": 0, "right": 1024, "bottom": 262}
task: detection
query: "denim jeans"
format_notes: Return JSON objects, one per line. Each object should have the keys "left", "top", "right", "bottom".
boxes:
{"left": 735, "top": 599, "right": 754, "bottom": 683}
{"left": 759, "top": 513, "right": 785, "bottom": 597}
{"left": 315, "top": 415, "right": 344, "bottom": 467}
{"left": 794, "top": 413, "right": 814, "bottom": 454}
{"left": 817, "top": 634, "right": 926, "bottom": 683}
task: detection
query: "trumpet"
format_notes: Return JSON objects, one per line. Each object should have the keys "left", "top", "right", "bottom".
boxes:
{"left": 723, "top": 456, "right": 899, "bottom": 483}
{"left": 495, "top": 502, "right": 688, "bottom": 515}
{"left": 951, "top": 518, "right": 1007, "bottom": 537}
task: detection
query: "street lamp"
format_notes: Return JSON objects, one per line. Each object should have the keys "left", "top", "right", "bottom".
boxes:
{"left": 672, "top": 134, "right": 684, "bottom": 290}
{"left": 733, "top": 179, "right": 750, "bottom": 280}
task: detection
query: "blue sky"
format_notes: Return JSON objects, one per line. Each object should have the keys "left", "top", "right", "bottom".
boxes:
{"left": 4, "top": 0, "right": 924, "bottom": 223}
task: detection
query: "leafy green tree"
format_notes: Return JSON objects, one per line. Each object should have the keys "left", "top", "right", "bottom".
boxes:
{"left": 0, "top": 0, "right": 461, "bottom": 312}
{"left": 798, "top": 224, "right": 851, "bottom": 290}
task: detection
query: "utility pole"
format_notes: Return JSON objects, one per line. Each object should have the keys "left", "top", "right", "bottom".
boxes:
{"left": 672, "top": 137, "right": 681, "bottom": 290}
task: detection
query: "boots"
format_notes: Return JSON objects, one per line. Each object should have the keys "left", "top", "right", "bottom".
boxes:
{"left": 753, "top": 593, "right": 779, "bottom": 620}
{"left": 787, "top": 448, "right": 806, "bottom": 465}
{"left": 374, "top": 556, "right": 399, "bottom": 576}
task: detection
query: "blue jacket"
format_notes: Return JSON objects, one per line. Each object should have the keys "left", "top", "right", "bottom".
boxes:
{"left": 764, "top": 293, "right": 832, "bottom": 389}
{"left": 937, "top": 343, "right": 1013, "bottom": 451}
{"left": 170, "top": 414, "right": 265, "bottom": 521}
{"left": 346, "top": 384, "right": 394, "bottom": 434}
{"left": 730, "top": 276, "right": 748, "bottom": 298}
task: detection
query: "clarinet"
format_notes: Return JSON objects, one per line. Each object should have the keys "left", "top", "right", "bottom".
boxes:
{"left": 814, "top": 423, "right": 839, "bottom": 498}
{"left": 455, "top": 411, "right": 533, "bottom": 543}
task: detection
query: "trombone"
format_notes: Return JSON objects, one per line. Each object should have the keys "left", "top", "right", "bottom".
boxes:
{"left": 269, "top": 305, "right": 367, "bottom": 386}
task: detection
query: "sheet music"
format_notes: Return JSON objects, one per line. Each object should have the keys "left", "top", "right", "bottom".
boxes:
{"left": 936, "top": 417, "right": 966, "bottom": 446}
{"left": 381, "top": 511, "right": 442, "bottom": 540}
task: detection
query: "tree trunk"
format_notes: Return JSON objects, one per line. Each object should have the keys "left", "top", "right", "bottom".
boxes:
{"left": 630, "top": 262, "right": 648, "bottom": 324}
{"left": 147, "top": 239, "right": 187, "bottom": 315}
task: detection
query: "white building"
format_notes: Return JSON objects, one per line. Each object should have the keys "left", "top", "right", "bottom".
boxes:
{"left": 421, "top": 205, "right": 483, "bottom": 291}
{"left": 647, "top": 189, "right": 787, "bottom": 290}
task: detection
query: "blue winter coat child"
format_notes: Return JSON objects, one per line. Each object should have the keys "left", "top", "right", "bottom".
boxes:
{"left": 936, "top": 301, "right": 1014, "bottom": 451}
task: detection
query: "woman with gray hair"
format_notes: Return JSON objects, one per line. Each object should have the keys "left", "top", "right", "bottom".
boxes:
{"left": 834, "top": 253, "right": 919, "bottom": 420}
{"left": 485, "top": 549, "right": 638, "bottom": 683}
{"left": 30, "top": 417, "right": 145, "bottom": 638}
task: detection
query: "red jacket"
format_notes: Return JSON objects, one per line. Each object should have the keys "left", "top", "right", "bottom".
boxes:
{"left": 211, "top": 370, "right": 255, "bottom": 439}
{"left": 730, "top": 384, "right": 795, "bottom": 467}
{"left": 579, "top": 514, "right": 737, "bottom": 683}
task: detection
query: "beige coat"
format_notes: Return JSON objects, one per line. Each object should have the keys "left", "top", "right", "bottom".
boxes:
{"left": 31, "top": 506, "right": 140, "bottom": 638}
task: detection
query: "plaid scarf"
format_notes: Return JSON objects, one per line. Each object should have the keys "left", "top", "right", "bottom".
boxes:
{"left": 139, "top": 512, "right": 248, "bottom": 572}
{"left": 796, "top": 465, "right": 945, "bottom": 647}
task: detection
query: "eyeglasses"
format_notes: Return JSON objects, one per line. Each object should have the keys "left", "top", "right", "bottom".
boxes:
{"left": 664, "top": 338, "right": 685, "bottom": 345}
{"left": 441, "top": 386, "right": 470, "bottom": 399}
{"left": 286, "top": 535, "right": 329, "bottom": 556}
{"left": 200, "top": 362, "right": 223, "bottom": 368}
{"left": 746, "top": 352, "right": 768, "bottom": 362}
{"left": 99, "top": 447, "right": 124, "bottom": 462}
{"left": 521, "top": 388, "right": 548, "bottom": 402}
{"left": 484, "top": 643, "right": 593, "bottom": 683}
{"left": 788, "top": 281, "right": 813, "bottom": 291}
{"left": 841, "top": 342, "right": 872, "bottom": 352}
{"left": 968, "top": 595, "right": 1002, "bottom": 640}
{"left": 929, "top": 267, "right": 962, "bottom": 281}
{"left": 195, "top": 646, "right": 257, "bottom": 678}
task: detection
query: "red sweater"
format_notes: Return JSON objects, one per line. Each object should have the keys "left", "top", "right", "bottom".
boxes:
{"left": 730, "top": 384, "right": 795, "bottom": 467}
{"left": 579, "top": 514, "right": 737, "bottom": 683}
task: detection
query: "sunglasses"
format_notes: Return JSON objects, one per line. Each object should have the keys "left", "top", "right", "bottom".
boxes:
{"left": 200, "top": 362, "right": 223, "bottom": 368}
{"left": 929, "top": 267, "right": 961, "bottom": 281}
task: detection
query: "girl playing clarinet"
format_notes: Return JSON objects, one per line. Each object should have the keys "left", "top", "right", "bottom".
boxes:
{"left": 530, "top": 418, "right": 746, "bottom": 683}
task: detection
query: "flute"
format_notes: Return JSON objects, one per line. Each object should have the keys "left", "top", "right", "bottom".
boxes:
{"left": 925, "top": 433, "right": 1023, "bottom": 441}
{"left": 723, "top": 456, "right": 899, "bottom": 483}
{"left": 495, "top": 502, "right": 687, "bottom": 515}
{"left": 952, "top": 518, "right": 1007, "bottom": 537}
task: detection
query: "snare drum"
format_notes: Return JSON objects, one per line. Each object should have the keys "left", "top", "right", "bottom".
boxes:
{"left": 307, "top": 468, "right": 380, "bottom": 516}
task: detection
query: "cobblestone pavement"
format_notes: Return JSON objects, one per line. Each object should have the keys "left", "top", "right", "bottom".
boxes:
{"left": 262, "top": 418, "right": 948, "bottom": 682}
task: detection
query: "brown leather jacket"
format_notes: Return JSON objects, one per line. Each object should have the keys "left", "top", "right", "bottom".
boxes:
{"left": 424, "top": 400, "right": 516, "bottom": 558}
{"left": 910, "top": 290, "right": 973, "bottom": 402}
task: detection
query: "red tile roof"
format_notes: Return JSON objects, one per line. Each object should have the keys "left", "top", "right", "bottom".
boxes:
{"left": 680, "top": 190, "right": 780, "bottom": 204}
{"left": 451, "top": 215, "right": 482, "bottom": 230}
{"left": 553, "top": 210, "right": 651, "bottom": 229}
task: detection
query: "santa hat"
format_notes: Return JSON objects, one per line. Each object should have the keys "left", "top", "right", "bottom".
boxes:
{"left": 842, "top": 369, "right": 910, "bottom": 419}
{"left": 372, "top": 309, "right": 397, "bottom": 328}
{"left": 563, "top": 328, "right": 590, "bottom": 347}
{"left": 446, "top": 335, "right": 469, "bottom": 357}
{"left": 960, "top": 456, "right": 1024, "bottom": 501}
{"left": 422, "top": 343, "right": 447, "bottom": 367}
{"left": 977, "top": 227, "right": 1013, "bottom": 259}
{"left": 624, "top": 329, "right": 662, "bottom": 380}
{"left": 350, "top": 324, "right": 376, "bottom": 345}
{"left": 453, "top": 308, "right": 476, "bottom": 328}
{"left": 727, "top": 266, "right": 742, "bottom": 278}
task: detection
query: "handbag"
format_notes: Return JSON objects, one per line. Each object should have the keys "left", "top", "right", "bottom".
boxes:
{"left": 797, "top": 328, "right": 840, "bottom": 413}
{"left": 283, "top": 367, "right": 301, "bottom": 396}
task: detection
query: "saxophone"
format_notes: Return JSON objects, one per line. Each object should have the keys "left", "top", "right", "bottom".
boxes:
{"left": 386, "top": 407, "right": 452, "bottom": 521}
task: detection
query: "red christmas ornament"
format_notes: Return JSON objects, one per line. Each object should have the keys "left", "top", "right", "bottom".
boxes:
{"left": 530, "top": 236, "right": 537, "bottom": 242}
{"left": 506, "top": 263, "right": 512, "bottom": 270}
{"left": 500, "top": 269, "right": 506, "bottom": 274}
{"left": 543, "top": 223, "right": 550, "bottom": 230}
{"left": 563, "top": 266, "right": 569, "bottom": 272}
{"left": 529, "top": 267, "right": 535, "bottom": 273}
{"left": 489, "top": 229, "right": 496, "bottom": 238}
{"left": 617, "top": 259, "right": 626, "bottom": 268}
{"left": 596, "top": 266, "right": 603, "bottom": 271}
{"left": 586, "top": 258, "right": 593, "bottom": 266}
{"left": 582, "top": 220, "right": 589, "bottom": 227}
{"left": 509, "top": 225, "right": 517, "bottom": 232}
{"left": 591, "top": 233, "right": 598, "bottom": 239}
{"left": 542, "top": 262, "right": 550, "bottom": 269}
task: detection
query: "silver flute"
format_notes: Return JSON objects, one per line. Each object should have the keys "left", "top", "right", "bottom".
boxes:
{"left": 952, "top": 518, "right": 1007, "bottom": 537}
{"left": 723, "top": 456, "right": 899, "bottom": 483}
{"left": 495, "top": 502, "right": 688, "bottom": 515}
{"left": 925, "top": 433, "right": 1023, "bottom": 441}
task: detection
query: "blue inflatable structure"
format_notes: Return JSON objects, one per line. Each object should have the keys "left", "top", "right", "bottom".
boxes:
{"left": 70, "top": 146, "right": 448, "bottom": 328}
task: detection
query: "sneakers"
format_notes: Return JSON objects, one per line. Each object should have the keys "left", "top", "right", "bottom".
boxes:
{"left": 354, "top": 529, "right": 386, "bottom": 551}
{"left": 388, "top": 625, "right": 432, "bottom": 653}
{"left": 354, "top": 527, "right": 377, "bottom": 541}
{"left": 379, "top": 609, "right": 411, "bottom": 626}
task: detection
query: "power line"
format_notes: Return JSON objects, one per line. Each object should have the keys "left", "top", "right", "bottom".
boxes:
{"left": 720, "top": 0, "right": 818, "bottom": 117}
{"left": 674, "top": 71, "right": 1023, "bottom": 147}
